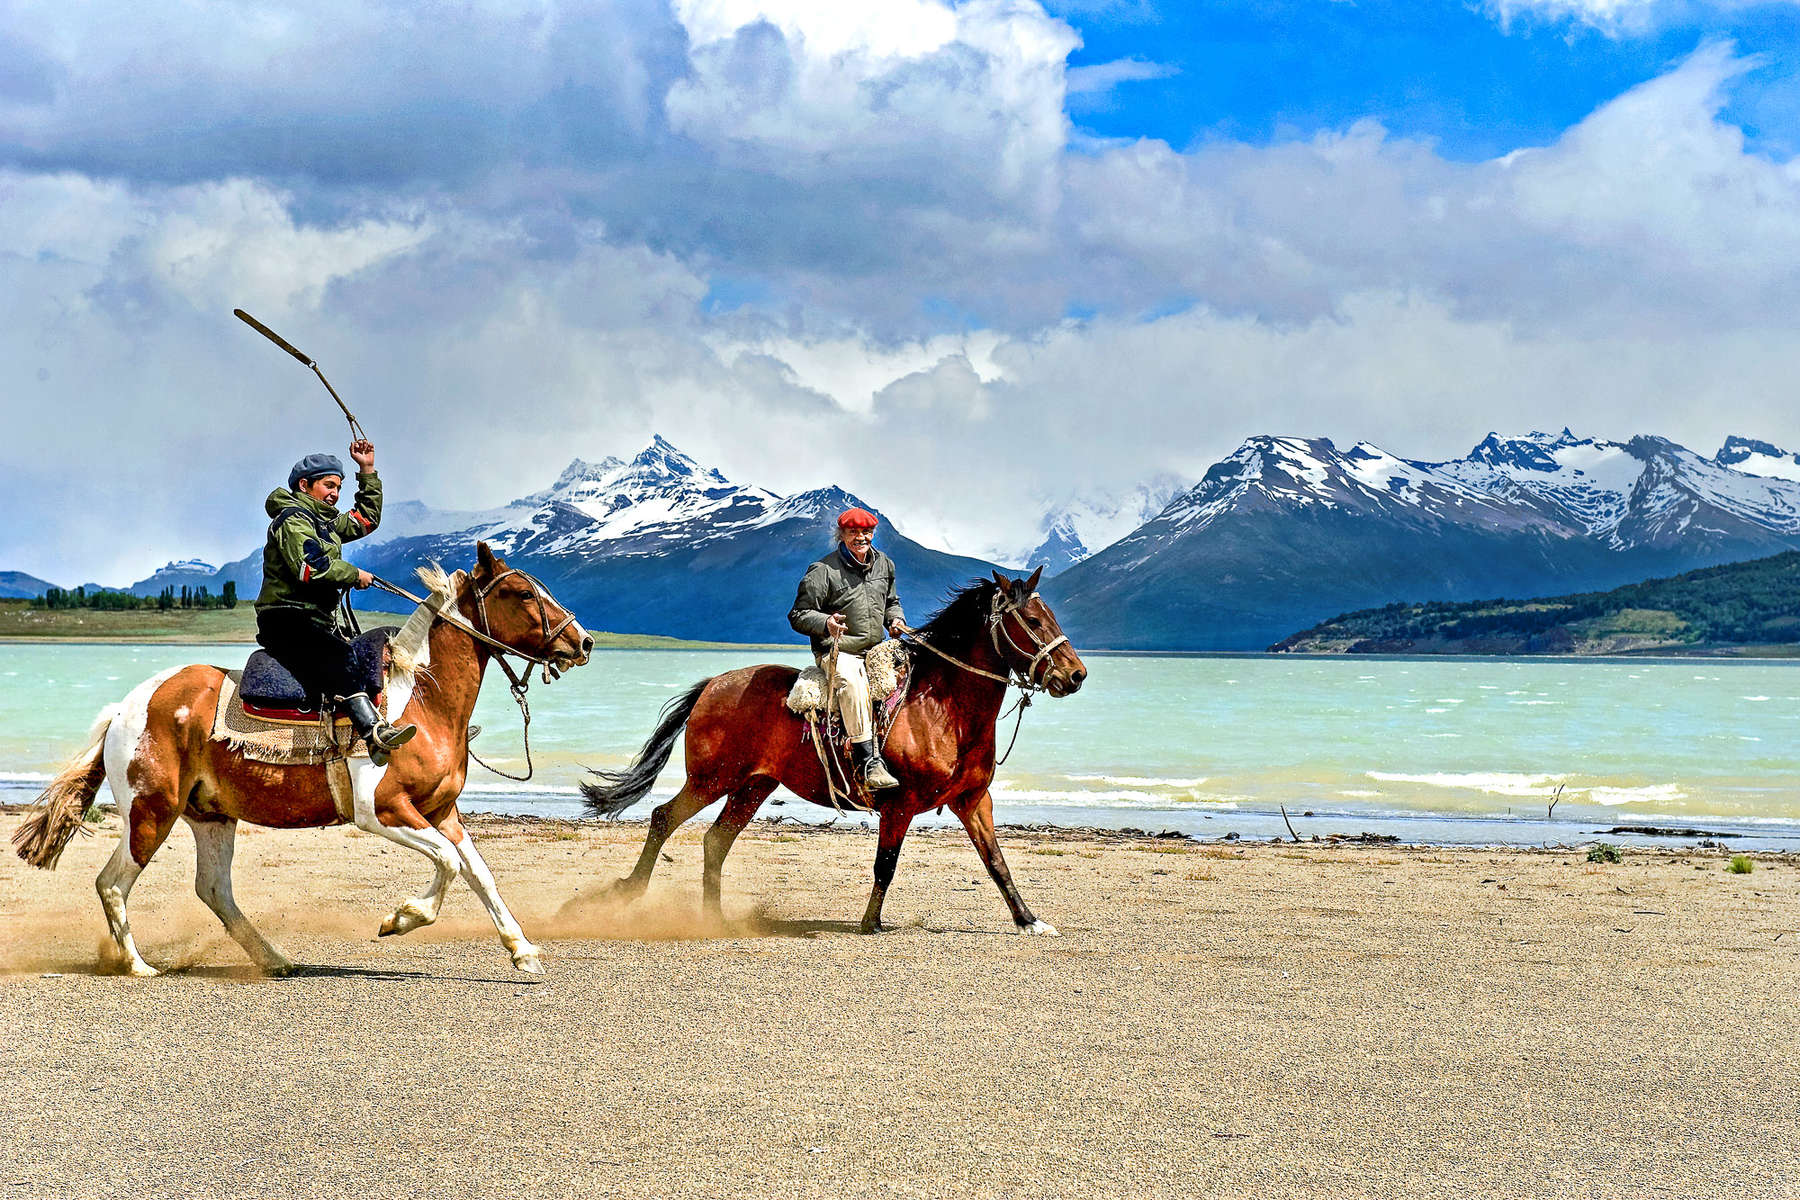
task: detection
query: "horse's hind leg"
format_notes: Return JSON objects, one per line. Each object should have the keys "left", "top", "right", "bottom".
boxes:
{"left": 188, "top": 816, "right": 294, "bottom": 975}
{"left": 95, "top": 837, "right": 158, "bottom": 977}
{"left": 436, "top": 809, "right": 543, "bottom": 974}
{"left": 860, "top": 806, "right": 917, "bottom": 934}
{"left": 95, "top": 722, "right": 185, "bottom": 976}
{"left": 702, "top": 778, "right": 779, "bottom": 925}
{"left": 607, "top": 782, "right": 715, "bottom": 902}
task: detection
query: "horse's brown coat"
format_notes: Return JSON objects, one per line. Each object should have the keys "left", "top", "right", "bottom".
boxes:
{"left": 601, "top": 572, "right": 1088, "bottom": 932}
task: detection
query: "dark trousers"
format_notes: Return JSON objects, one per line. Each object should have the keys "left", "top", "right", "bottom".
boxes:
{"left": 255, "top": 609, "right": 369, "bottom": 705}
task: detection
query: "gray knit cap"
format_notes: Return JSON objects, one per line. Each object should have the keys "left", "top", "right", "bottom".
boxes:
{"left": 288, "top": 453, "right": 346, "bottom": 490}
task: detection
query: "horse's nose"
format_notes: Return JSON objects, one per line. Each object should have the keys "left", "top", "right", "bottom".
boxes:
{"left": 579, "top": 633, "right": 595, "bottom": 661}
{"left": 1067, "top": 666, "right": 1086, "bottom": 693}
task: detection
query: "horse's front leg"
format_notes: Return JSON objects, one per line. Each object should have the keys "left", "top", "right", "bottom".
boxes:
{"left": 347, "top": 761, "right": 462, "bottom": 937}
{"left": 952, "top": 789, "right": 1057, "bottom": 935}
{"left": 435, "top": 808, "right": 543, "bottom": 974}
{"left": 860, "top": 806, "right": 916, "bottom": 934}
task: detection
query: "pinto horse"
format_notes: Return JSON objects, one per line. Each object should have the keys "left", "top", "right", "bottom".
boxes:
{"left": 13, "top": 542, "right": 592, "bottom": 976}
{"left": 581, "top": 569, "right": 1087, "bottom": 934}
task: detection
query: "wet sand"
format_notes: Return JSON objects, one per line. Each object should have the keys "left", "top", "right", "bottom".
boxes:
{"left": 3, "top": 810, "right": 1797, "bottom": 1199}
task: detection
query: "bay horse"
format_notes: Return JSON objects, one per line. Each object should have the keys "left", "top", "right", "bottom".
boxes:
{"left": 13, "top": 542, "right": 592, "bottom": 976}
{"left": 581, "top": 568, "right": 1087, "bottom": 934}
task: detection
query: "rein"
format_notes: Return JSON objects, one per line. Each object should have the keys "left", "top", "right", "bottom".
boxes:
{"left": 371, "top": 569, "right": 575, "bottom": 782}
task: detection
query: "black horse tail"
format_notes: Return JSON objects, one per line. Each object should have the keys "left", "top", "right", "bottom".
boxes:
{"left": 581, "top": 678, "right": 712, "bottom": 820}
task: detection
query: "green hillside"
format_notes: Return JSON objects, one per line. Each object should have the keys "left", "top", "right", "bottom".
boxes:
{"left": 1271, "top": 552, "right": 1800, "bottom": 656}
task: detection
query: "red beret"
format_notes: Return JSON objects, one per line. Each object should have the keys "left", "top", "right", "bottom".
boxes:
{"left": 837, "top": 507, "right": 879, "bottom": 530}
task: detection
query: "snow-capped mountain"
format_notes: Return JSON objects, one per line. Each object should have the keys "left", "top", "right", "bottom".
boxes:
{"left": 386, "top": 436, "right": 785, "bottom": 565}
{"left": 1429, "top": 430, "right": 1800, "bottom": 551}
{"left": 144, "top": 558, "right": 219, "bottom": 581}
{"left": 999, "top": 475, "right": 1191, "bottom": 575}
{"left": 1047, "top": 431, "right": 1800, "bottom": 650}
{"left": 1717, "top": 436, "right": 1800, "bottom": 482}
{"left": 347, "top": 439, "right": 1002, "bottom": 642}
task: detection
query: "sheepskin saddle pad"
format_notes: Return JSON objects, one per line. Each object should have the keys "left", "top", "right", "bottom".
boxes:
{"left": 786, "top": 638, "right": 910, "bottom": 716}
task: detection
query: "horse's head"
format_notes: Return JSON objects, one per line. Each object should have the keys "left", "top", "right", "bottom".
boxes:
{"left": 988, "top": 567, "right": 1087, "bottom": 697}
{"left": 467, "top": 542, "right": 593, "bottom": 673}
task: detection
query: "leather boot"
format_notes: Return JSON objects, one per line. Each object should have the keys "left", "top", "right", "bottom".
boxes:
{"left": 850, "top": 739, "right": 899, "bottom": 790}
{"left": 341, "top": 692, "right": 416, "bottom": 767}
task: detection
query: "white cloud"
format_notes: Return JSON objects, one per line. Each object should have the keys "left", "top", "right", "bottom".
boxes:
{"left": 1066, "top": 57, "right": 1176, "bottom": 95}
{"left": 1484, "top": 0, "right": 1800, "bottom": 34}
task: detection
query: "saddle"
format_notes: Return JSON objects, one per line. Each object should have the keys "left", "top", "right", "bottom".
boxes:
{"left": 211, "top": 627, "right": 400, "bottom": 768}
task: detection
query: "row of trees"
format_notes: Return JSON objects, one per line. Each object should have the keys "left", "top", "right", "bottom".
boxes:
{"left": 34, "top": 582, "right": 239, "bottom": 611}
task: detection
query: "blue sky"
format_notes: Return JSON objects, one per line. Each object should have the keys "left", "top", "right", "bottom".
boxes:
{"left": 3, "top": 0, "right": 1800, "bottom": 581}
{"left": 1058, "top": 1, "right": 1800, "bottom": 158}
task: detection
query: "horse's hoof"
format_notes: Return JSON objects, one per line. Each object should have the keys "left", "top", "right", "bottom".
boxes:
{"left": 125, "top": 960, "right": 160, "bottom": 978}
{"left": 599, "top": 878, "right": 645, "bottom": 905}
{"left": 1019, "top": 919, "right": 1060, "bottom": 937}
{"left": 513, "top": 953, "right": 545, "bottom": 975}
{"left": 859, "top": 922, "right": 885, "bottom": 935}
{"left": 263, "top": 959, "right": 298, "bottom": 977}
{"left": 380, "top": 904, "right": 430, "bottom": 937}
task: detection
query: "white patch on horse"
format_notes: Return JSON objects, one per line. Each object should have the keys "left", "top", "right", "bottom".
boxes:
{"left": 104, "top": 667, "right": 183, "bottom": 824}
{"left": 1021, "top": 919, "right": 1060, "bottom": 936}
{"left": 172, "top": 705, "right": 190, "bottom": 722}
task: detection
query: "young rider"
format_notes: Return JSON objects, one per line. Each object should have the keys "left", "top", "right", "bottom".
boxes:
{"left": 252, "top": 439, "right": 416, "bottom": 763}
{"left": 788, "top": 507, "right": 907, "bottom": 790}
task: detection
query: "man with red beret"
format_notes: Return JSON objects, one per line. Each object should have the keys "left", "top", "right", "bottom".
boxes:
{"left": 788, "top": 507, "right": 907, "bottom": 789}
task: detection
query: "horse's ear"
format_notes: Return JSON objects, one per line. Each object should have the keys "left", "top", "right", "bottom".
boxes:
{"left": 475, "top": 541, "right": 500, "bottom": 581}
{"left": 990, "top": 570, "right": 1009, "bottom": 591}
{"left": 1024, "top": 565, "right": 1044, "bottom": 594}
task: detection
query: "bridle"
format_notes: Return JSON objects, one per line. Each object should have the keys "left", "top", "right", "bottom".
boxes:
{"left": 371, "top": 567, "right": 583, "bottom": 781}
{"left": 903, "top": 585, "right": 1073, "bottom": 767}
{"left": 988, "top": 589, "right": 1070, "bottom": 689}
{"left": 909, "top": 588, "right": 1070, "bottom": 694}
{"left": 469, "top": 567, "right": 581, "bottom": 689}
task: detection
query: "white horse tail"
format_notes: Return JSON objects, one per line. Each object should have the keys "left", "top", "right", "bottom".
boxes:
{"left": 12, "top": 705, "right": 119, "bottom": 870}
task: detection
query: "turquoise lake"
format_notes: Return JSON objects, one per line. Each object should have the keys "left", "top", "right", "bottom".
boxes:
{"left": 3, "top": 643, "right": 1796, "bottom": 848}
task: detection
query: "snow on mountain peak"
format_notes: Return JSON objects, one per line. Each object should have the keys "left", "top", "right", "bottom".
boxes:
{"left": 1717, "top": 436, "right": 1800, "bottom": 482}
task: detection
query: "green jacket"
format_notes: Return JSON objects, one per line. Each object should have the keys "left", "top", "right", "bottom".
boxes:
{"left": 789, "top": 547, "right": 904, "bottom": 656}
{"left": 253, "top": 472, "right": 383, "bottom": 627}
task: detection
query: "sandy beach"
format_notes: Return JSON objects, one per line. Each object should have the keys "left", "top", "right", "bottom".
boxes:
{"left": 2, "top": 809, "right": 1797, "bottom": 1200}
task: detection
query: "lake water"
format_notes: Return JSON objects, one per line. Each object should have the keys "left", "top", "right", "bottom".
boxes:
{"left": 3, "top": 643, "right": 1797, "bottom": 848}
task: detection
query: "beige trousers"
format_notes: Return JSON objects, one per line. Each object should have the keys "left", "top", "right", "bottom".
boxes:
{"left": 815, "top": 648, "right": 873, "bottom": 743}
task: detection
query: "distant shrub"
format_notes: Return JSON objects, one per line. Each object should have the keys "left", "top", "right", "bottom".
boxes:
{"left": 1728, "top": 855, "right": 1754, "bottom": 874}
{"left": 1587, "top": 843, "right": 1622, "bottom": 864}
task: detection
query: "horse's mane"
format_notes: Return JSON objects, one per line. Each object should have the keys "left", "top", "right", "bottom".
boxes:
{"left": 415, "top": 562, "right": 457, "bottom": 598}
{"left": 910, "top": 578, "right": 998, "bottom": 658}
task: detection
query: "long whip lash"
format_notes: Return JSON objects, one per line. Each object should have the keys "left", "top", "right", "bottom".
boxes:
{"left": 233, "top": 308, "right": 369, "bottom": 441}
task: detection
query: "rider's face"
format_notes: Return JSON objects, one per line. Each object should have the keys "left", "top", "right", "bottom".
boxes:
{"left": 300, "top": 475, "right": 343, "bottom": 506}
{"left": 842, "top": 529, "right": 873, "bottom": 561}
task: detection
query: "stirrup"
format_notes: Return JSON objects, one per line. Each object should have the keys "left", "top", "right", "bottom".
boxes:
{"left": 863, "top": 754, "right": 898, "bottom": 790}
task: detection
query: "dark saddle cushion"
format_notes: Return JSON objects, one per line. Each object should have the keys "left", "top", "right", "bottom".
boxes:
{"left": 241, "top": 628, "right": 396, "bottom": 711}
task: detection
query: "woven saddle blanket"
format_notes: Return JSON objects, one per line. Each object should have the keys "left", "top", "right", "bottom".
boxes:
{"left": 785, "top": 638, "right": 909, "bottom": 716}
{"left": 212, "top": 670, "right": 372, "bottom": 765}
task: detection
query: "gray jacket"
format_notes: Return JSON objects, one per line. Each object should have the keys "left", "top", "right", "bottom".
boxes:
{"left": 789, "top": 547, "right": 904, "bottom": 656}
